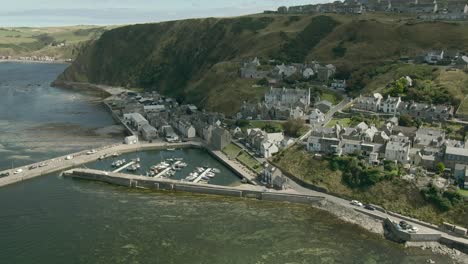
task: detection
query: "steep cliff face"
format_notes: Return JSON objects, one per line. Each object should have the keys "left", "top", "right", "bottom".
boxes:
{"left": 57, "top": 13, "right": 468, "bottom": 114}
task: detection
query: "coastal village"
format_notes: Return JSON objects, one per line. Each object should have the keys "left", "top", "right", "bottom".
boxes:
{"left": 46, "top": 50, "right": 466, "bottom": 252}
{"left": 1, "top": 3, "right": 468, "bottom": 261}
{"left": 98, "top": 53, "right": 468, "bottom": 196}
{"left": 269, "top": 0, "right": 468, "bottom": 20}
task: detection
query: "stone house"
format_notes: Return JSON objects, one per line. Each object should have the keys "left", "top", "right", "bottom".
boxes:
{"left": 309, "top": 108, "right": 325, "bottom": 124}
{"left": 398, "top": 102, "right": 453, "bottom": 121}
{"left": 141, "top": 124, "right": 158, "bottom": 141}
{"left": 210, "top": 126, "right": 232, "bottom": 150}
{"left": 261, "top": 164, "right": 288, "bottom": 190}
{"left": 354, "top": 93, "right": 383, "bottom": 112}
{"left": 384, "top": 135, "right": 411, "bottom": 164}
{"left": 315, "top": 100, "right": 333, "bottom": 114}
{"left": 331, "top": 79, "right": 347, "bottom": 90}
{"left": 316, "top": 64, "right": 336, "bottom": 81}
{"left": 264, "top": 87, "right": 311, "bottom": 108}
{"left": 124, "top": 113, "right": 149, "bottom": 132}
{"left": 444, "top": 146, "right": 468, "bottom": 170}
{"left": 413, "top": 127, "right": 445, "bottom": 149}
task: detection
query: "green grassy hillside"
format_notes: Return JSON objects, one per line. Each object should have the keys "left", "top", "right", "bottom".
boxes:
{"left": 56, "top": 13, "right": 468, "bottom": 114}
{"left": 0, "top": 26, "right": 113, "bottom": 59}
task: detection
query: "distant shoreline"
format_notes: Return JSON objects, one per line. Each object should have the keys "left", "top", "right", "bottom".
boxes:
{"left": 0, "top": 59, "right": 70, "bottom": 64}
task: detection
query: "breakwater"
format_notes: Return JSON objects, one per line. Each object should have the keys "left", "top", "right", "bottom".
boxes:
{"left": 64, "top": 168, "right": 325, "bottom": 205}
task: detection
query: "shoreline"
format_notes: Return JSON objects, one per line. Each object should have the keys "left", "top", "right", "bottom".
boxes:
{"left": 0, "top": 59, "right": 70, "bottom": 64}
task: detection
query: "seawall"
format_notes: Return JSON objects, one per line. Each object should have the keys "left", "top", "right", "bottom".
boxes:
{"left": 64, "top": 168, "right": 325, "bottom": 205}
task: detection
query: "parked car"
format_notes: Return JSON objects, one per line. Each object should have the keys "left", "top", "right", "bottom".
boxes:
{"left": 408, "top": 226, "right": 419, "bottom": 233}
{"left": 399, "top": 221, "right": 410, "bottom": 230}
{"left": 65, "top": 155, "right": 73, "bottom": 160}
{"left": 0, "top": 172, "right": 10, "bottom": 177}
{"left": 364, "top": 204, "right": 375, "bottom": 211}
{"left": 350, "top": 200, "right": 363, "bottom": 207}
{"left": 28, "top": 165, "right": 38, "bottom": 170}
{"left": 13, "top": 169, "right": 23, "bottom": 174}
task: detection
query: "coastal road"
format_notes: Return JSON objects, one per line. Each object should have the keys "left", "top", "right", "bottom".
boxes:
{"left": 284, "top": 175, "right": 468, "bottom": 247}
{"left": 0, "top": 141, "right": 203, "bottom": 188}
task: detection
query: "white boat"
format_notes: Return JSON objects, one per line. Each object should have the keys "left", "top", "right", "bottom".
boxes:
{"left": 186, "top": 172, "right": 198, "bottom": 181}
{"left": 206, "top": 172, "right": 216, "bottom": 178}
{"left": 166, "top": 148, "right": 176, "bottom": 151}
{"left": 174, "top": 158, "right": 183, "bottom": 161}
{"left": 212, "top": 168, "right": 221, "bottom": 173}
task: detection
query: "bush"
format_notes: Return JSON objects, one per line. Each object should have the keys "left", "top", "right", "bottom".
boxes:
{"left": 282, "top": 118, "right": 305, "bottom": 137}
{"left": 421, "top": 185, "right": 463, "bottom": 211}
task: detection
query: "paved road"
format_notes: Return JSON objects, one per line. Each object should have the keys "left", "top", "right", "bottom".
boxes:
{"left": 283, "top": 172, "right": 468, "bottom": 246}
{"left": 297, "top": 97, "right": 353, "bottom": 143}
{"left": 0, "top": 141, "right": 202, "bottom": 188}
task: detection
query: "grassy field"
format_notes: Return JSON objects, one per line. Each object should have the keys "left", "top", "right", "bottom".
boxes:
{"left": 222, "top": 143, "right": 262, "bottom": 173}
{"left": 0, "top": 26, "right": 113, "bottom": 59}
{"left": 320, "top": 89, "right": 343, "bottom": 105}
{"left": 459, "top": 189, "right": 468, "bottom": 197}
{"left": 236, "top": 151, "right": 263, "bottom": 173}
{"left": 326, "top": 117, "right": 352, "bottom": 128}
{"left": 272, "top": 146, "right": 468, "bottom": 227}
{"left": 222, "top": 143, "right": 242, "bottom": 159}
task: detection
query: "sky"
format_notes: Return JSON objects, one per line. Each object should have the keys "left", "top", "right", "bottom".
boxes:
{"left": 0, "top": 0, "right": 330, "bottom": 27}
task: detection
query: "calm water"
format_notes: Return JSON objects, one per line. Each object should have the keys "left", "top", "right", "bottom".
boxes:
{"left": 0, "top": 62, "right": 122, "bottom": 170}
{"left": 0, "top": 63, "right": 454, "bottom": 263}
{"left": 85, "top": 148, "right": 241, "bottom": 186}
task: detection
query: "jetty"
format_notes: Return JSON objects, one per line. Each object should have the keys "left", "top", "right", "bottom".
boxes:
{"left": 193, "top": 168, "right": 211, "bottom": 183}
{"left": 154, "top": 167, "right": 172, "bottom": 178}
{"left": 112, "top": 161, "right": 136, "bottom": 173}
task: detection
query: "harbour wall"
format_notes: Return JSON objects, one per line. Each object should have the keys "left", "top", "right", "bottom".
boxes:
{"left": 65, "top": 168, "right": 325, "bottom": 205}
{"left": 0, "top": 142, "right": 202, "bottom": 188}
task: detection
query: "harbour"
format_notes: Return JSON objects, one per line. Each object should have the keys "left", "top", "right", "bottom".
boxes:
{"left": 0, "top": 62, "right": 465, "bottom": 263}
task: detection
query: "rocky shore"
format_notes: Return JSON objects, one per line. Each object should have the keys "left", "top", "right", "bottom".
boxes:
{"left": 312, "top": 199, "right": 468, "bottom": 263}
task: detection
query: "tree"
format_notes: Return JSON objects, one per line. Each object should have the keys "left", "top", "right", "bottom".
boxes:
{"left": 436, "top": 162, "right": 445, "bottom": 175}
{"left": 262, "top": 123, "right": 277, "bottom": 133}
{"left": 257, "top": 78, "right": 269, "bottom": 86}
{"left": 399, "top": 114, "right": 414, "bottom": 127}
{"left": 282, "top": 118, "right": 305, "bottom": 137}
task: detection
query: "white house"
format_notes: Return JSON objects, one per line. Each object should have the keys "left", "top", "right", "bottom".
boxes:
{"left": 302, "top": 68, "right": 315, "bottom": 79}
{"left": 309, "top": 108, "right": 325, "bottom": 124}
{"left": 260, "top": 140, "right": 280, "bottom": 158}
{"left": 124, "top": 135, "right": 139, "bottom": 145}
{"left": 380, "top": 95, "right": 401, "bottom": 114}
